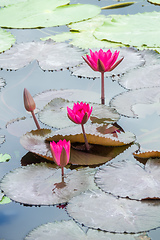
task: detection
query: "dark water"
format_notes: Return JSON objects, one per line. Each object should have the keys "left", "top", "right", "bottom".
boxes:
{"left": 0, "top": 0, "right": 160, "bottom": 239}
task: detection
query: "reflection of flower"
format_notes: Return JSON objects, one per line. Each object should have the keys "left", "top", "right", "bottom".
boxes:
{"left": 83, "top": 49, "right": 123, "bottom": 104}
{"left": 50, "top": 139, "right": 70, "bottom": 176}
{"left": 67, "top": 102, "right": 92, "bottom": 151}
{"left": 67, "top": 102, "right": 92, "bottom": 124}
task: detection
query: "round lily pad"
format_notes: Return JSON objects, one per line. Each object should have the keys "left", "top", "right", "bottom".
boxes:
{"left": 0, "top": 1, "right": 101, "bottom": 28}
{"left": 0, "top": 40, "right": 85, "bottom": 71}
{"left": 0, "top": 0, "right": 27, "bottom": 7}
{"left": 0, "top": 163, "right": 97, "bottom": 205}
{"left": 94, "top": 12, "right": 160, "bottom": 48}
{"left": 0, "top": 29, "right": 15, "bottom": 53}
{"left": 148, "top": 0, "right": 160, "bottom": 5}
{"left": 95, "top": 159, "right": 160, "bottom": 200}
{"left": 38, "top": 98, "right": 120, "bottom": 129}
{"left": 71, "top": 47, "right": 145, "bottom": 79}
{"left": 67, "top": 189, "right": 160, "bottom": 233}
{"left": 110, "top": 87, "right": 160, "bottom": 118}
{"left": 25, "top": 219, "right": 151, "bottom": 240}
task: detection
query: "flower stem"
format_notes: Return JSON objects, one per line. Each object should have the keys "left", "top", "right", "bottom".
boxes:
{"left": 31, "top": 111, "right": 40, "bottom": 129}
{"left": 61, "top": 167, "right": 64, "bottom": 177}
{"left": 81, "top": 124, "right": 90, "bottom": 151}
{"left": 101, "top": 72, "right": 105, "bottom": 105}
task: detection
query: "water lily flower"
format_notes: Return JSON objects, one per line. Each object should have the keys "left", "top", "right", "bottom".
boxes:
{"left": 67, "top": 102, "right": 92, "bottom": 151}
{"left": 50, "top": 139, "right": 70, "bottom": 176}
{"left": 23, "top": 88, "right": 40, "bottom": 129}
{"left": 82, "top": 49, "right": 123, "bottom": 104}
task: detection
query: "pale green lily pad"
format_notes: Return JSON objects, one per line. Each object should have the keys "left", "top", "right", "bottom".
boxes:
{"left": 0, "top": 0, "right": 27, "bottom": 7}
{"left": 94, "top": 12, "right": 160, "bottom": 48}
{"left": 0, "top": 29, "right": 15, "bottom": 53}
{"left": 0, "top": 190, "right": 11, "bottom": 204}
{"left": 110, "top": 87, "right": 160, "bottom": 118}
{"left": 148, "top": 0, "right": 160, "bottom": 5}
{"left": 0, "top": 0, "right": 100, "bottom": 29}
{"left": 34, "top": 89, "right": 100, "bottom": 112}
{"left": 38, "top": 98, "right": 120, "bottom": 129}
{"left": 0, "top": 163, "right": 97, "bottom": 205}
{"left": 71, "top": 47, "right": 144, "bottom": 79}
{"left": 95, "top": 159, "right": 160, "bottom": 200}
{"left": 0, "top": 153, "right": 11, "bottom": 162}
{"left": 0, "top": 40, "right": 85, "bottom": 70}
{"left": 25, "top": 219, "right": 151, "bottom": 240}
{"left": 20, "top": 129, "right": 131, "bottom": 165}
{"left": 42, "top": 15, "right": 122, "bottom": 49}
{"left": 67, "top": 189, "right": 160, "bottom": 233}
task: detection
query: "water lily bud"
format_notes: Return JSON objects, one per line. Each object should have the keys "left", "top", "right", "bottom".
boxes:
{"left": 23, "top": 88, "right": 36, "bottom": 112}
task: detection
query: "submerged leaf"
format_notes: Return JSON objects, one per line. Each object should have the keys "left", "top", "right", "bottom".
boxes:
{"left": 67, "top": 189, "right": 160, "bottom": 233}
{"left": 25, "top": 219, "right": 151, "bottom": 240}
{"left": 38, "top": 98, "right": 120, "bottom": 128}
{"left": 0, "top": 1, "right": 100, "bottom": 28}
{"left": 95, "top": 159, "right": 160, "bottom": 200}
{"left": 0, "top": 40, "right": 85, "bottom": 71}
{"left": 0, "top": 164, "right": 97, "bottom": 205}
{"left": 0, "top": 153, "right": 11, "bottom": 162}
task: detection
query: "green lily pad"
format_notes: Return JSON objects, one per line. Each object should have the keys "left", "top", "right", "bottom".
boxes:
{"left": 20, "top": 128, "right": 132, "bottom": 165}
{"left": 0, "top": 40, "right": 85, "bottom": 70}
{"left": 38, "top": 98, "right": 120, "bottom": 129}
{"left": 25, "top": 219, "right": 151, "bottom": 240}
{"left": 0, "top": 0, "right": 101, "bottom": 28}
{"left": 110, "top": 87, "right": 160, "bottom": 118}
{"left": 0, "top": 29, "right": 15, "bottom": 53}
{"left": 0, "top": 0, "right": 27, "bottom": 7}
{"left": 0, "top": 163, "right": 97, "bottom": 205}
{"left": 0, "top": 190, "right": 11, "bottom": 204}
{"left": 148, "top": 0, "right": 160, "bottom": 5}
{"left": 71, "top": 47, "right": 144, "bottom": 79}
{"left": 94, "top": 12, "right": 160, "bottom": 49}
{"left": 0, "top": 153, "right": 11, "bottom": 162}
{"left": 95, "top": 159, "right": 160, "bottom": 200}
{"left": 67, "top": 189, "right": 160, "bottom": 233}
{"left": 101, "top": 2, "right": 135, "bottom": 9}
{"left": 42, "top": 15, "right": 122, "bottom": 49}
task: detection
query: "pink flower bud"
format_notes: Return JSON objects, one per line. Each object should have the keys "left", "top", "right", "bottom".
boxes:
{"left": 23, "top": 88, "right": 36, "bottom": 112}
{"left": 50, "top": 139, "right": 70, "bottom": 167}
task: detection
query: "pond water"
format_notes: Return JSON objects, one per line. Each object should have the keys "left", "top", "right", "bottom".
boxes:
{"left": 0, "top": 0, "right": 160, "bottom": 239}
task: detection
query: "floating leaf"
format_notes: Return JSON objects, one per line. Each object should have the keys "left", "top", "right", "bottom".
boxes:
{"left": 67, "top": 189, "right": 160, "bottom": 233}
{"left": 71, "top": 47, "right": 144, "bottom": 79}
{"left": 133, "top": 151, "right": 160, "bottom": 161}
{"left": 46, "top": 123, "right": 136, "bottom": 146}
{"left": 101, "top": 2, "right": 135, "bottom": 9}
{"left": 0, "top": 0, "right": 27, "bottom": 7}
{"left": 38, "top": 98, "right": 120, "bottom": 128}
{"left": 0, "top": 1, "right": 100, "bottom": 28}
{"left": 25, "top": 219, "right": 151, "bottom": 240}
{"left": 94, "top": 12, "right": 160, "bottom": 48}
{"left": 0, "top": 40, "right": 85, "bottom": 71}
{"left": 0, "top": 196, "right": 11, "bottom": 204}
{"left": 110, "top": 87, "right": 160, "bottom": 118}
{"left": 34, "top": 89, "right": 101, "bottom": 111}
{"left": 95, "top": 159, "right": 160, "bottom": 200}
{"left": 0, "top": 28, "right": 15, "bottom": 53}
{"left": 20, "top": 129, "right": 131, "bottom": 165}
{"left": 42, "top": 15, "right": 122, "bottom": 49}
{"left": 148, "top": 0, "right": 160, "bottom": 5}
{"left": 0, "top": 153, "right": 11, "bottom": 163}
{"left": 0, "top": 163, "right": 97, "bottom": 205}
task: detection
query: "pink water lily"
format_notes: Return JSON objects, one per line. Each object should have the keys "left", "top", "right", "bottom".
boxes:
{"left": 50, "top": 139, "right": 70, "bottom": 176}
{"left": 67, "top": 102, "right": 92, "bottom": 125}
{"left": 83, "top": 49, "right": 123, "bottom": 104}
{"left": 67, "top": 102, "right": 92, "bottom": 151}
